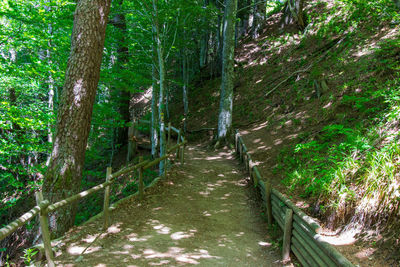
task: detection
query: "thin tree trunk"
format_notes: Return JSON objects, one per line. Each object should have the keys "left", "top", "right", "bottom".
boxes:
{"left": 113, "top": 0, "right": 131, "bottom": 146}
{"left": 43, "top": 0, "right": 111, "bottom": 237}
{"left": 280, "top": 0, "right": 306, "bottom": 30}
{"left": 166, "top": 86, "right": 170, "bottom": 120}
{"left": 199, "top": 0, "right": 209, "bottom": 68}
{"left": 151, "top": 56, "right": 159, "bottom": 159}
{"left": 45, "top": 2, "right": 54, "bottom": 165}
{"left": 152, "top": 0, "right": 167, "bottom": 175}
{"left": 47, "top": 24, "right": 54, "bottom": 145}
{"left": 216, "top": 14, "right": 223, "bottom": 76}
{"left": 251, "top": 0, "right": 265, "bottom": 38}
{"left": 182, "top": 50, "right": 189, "bottom": 133}
{"left": 217, "top": 0, "right": 237, "bottom": 141}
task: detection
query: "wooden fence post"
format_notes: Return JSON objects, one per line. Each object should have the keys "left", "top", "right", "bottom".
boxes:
{"left": 127, "top": 120, "right": 137, "bottom": 163}
{"left": 235, "top": 132, "right": 239, "bottom": 154}
{"left": 266, "top": 181, "right": 273, "bottom": 225}
{"left": 176, "top": 129, "right": 181, "bottom": 159}
{"left": 249, "top": 160, "right": 253, "bottom": 179}
{"left": 180, "top": 138, "right": 185, "bottom": 165}
{"left": 103, "top": 167, "right": 112, "bottom": 230}
{"left": 139, "top": 156, "right": 144, "bottom": 200}
{"left": 239, "top": 142, "right": 243, "bottom": 162}
{"left": 282, "top": 208, "right": 294, "bottom": 262}
{"left": 35, "top": 192, "right": 55, "bottom": 267}
{"left": 167, "top": 122, "right": 171, "bottom": 149}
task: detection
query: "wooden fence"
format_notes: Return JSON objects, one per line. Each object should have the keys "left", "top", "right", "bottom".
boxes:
{"left": 235, "top": 130, "right": 354, "bottom": 267}
{"left": 0, "top": 124, "right": 186, "bottom": 267}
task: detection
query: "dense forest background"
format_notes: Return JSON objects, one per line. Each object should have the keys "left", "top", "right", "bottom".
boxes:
{"left": 1, "top": 0, "right": 400, "bottom": 265}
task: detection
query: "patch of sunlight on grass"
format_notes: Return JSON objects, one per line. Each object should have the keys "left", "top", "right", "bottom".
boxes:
{"left": 258, "top": 241, "right": 271, "bottom": 247}
{"left": 203, "top": 211, "right": 212, "bottom": 216}
{"left": 107, "top": 223, "right": 122, "bottom": 234}
{"left": 68, "top": 245, "right": 101, "bottom": 255}
{"left": 274, "top": 139, "right": 282, "bottom": 145}
{"left": 170, "top": 231, "right": 195, "bottom": 240}
{"left": 153, "top": 224, "right": 171, "bottom": 234}
{"left": 126, "top": 232, "right": 151, "bottom": 242}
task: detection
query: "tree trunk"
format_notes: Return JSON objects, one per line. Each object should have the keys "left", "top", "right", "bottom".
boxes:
{"left": 199, "top": 0, "right": 209, "bottom": 68}
{"left": 151, "top": 55, "right": 159, "bottom": 159}
{"left": 182, "top": 50, "right": 189, "bottom": 133}
{"left": 217, "top": 14, "right": 224, "bottom": 76}
{"left": 46, "top": 18, "right": 54, "bottom": 145}
{"left": 43, "top": 0, "right": 111, "bottom": 237}
{"left": 113, "top": 0, "right": 131, "bottom": 146}
{"left": 251, "top": 0, "right": 265, "bottom": 38}
{"left": 217, "top": 0, "right": 237, "bottom": 141}
{"left": 280, "top": 0, "right": 306, "bottom": 30}
{"left": 46, "top": 2, "right": 55, "bottom": 165}
{"left": 395, "top": 0, "right": 400, "bottom": 9}
{"left": 152, "top": 0, "right": 167, "bottom": 176}
{"left": 237, "top": 0, "right": 250, "bottom": 39}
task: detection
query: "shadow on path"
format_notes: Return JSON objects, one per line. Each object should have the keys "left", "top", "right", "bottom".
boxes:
{"left": 55, "top": 144, "right": 282, "bottom": 266}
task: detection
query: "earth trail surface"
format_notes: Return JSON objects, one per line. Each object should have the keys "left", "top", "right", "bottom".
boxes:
{"left": 55, "top": 144, "right": 281, "bottom": 266}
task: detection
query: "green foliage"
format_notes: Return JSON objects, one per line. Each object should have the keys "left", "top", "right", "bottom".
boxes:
{"left": 277, "top": 29, "right": 400, "bottom": 213}
{"left": 266, "top": 0, "right": 285, "bottom": 17}
{"left": 0, "top": 0, "right": 74, "bottom": 223}
{"left": 278, "top": 123, "right": 370, "bottom": 197}
{"left": 20, "top": 248, "right": 38, "bottom": 266}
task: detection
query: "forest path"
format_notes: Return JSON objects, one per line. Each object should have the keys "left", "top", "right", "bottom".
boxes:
{"left": 54, "top": 144, "right": 281, "bottom": 266}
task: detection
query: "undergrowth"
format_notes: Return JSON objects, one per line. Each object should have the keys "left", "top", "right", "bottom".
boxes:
{"left": 274, "top": 0, "right": 400, "bottom": 227}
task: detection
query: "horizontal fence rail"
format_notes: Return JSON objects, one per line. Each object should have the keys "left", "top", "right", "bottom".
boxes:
{"left": 234, "top": 129, "right": 354, "bottom": 267}
{"left": 0, "top": 123, "right": 186, "bottom": 267}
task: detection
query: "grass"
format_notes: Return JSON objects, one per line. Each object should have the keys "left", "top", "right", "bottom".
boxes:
{"left": 273, "top": 0, "right": 400, "bottom": 228}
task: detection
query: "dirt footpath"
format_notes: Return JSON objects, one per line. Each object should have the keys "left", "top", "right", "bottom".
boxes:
{"left": 54, "top": 144, "right": 282, "bottom": 266}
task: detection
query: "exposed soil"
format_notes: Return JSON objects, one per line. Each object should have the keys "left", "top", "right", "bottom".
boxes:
{"left": 53, "top": 144, "right": 282, "bottom": 266}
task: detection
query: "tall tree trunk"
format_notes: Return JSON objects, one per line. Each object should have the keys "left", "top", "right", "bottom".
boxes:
{"left": 43, "top": 0, "right": 111, "bottom": 237}
{"left": 46, "top": 3, "right": 54, "bottom": 146}
{"left": 152, "top": 0, "right": 167, "bottom": 175}
{"left": 45, "top": 1, "right": 54, "bottom": 165}
{"left": 113, "top": 0, "right": 131, "bottom": 146}
{"left": 237, "top": 0, "right": 250, "bottom": 39}
{"left": 151, "top": 54, "right": 159, "bottom": 159}
{"left": 182, "top": 50, "right": 189, "bottom": 133}
{"left": 280, "top": 0, "right": 306, "bottom": 30}
{"left": 251, "top": 0, "right": 265, "bottom": 38}
{"left": 200, "top": 0, "right": 209, "bottom": 68}
{"left": 217, "top": 0, "right": 237, "bottom": 141}
{"left": 217, "top": 14, "right": 224, "bottom": 75}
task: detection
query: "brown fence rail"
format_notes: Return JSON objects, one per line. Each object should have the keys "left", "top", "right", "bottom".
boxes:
{"left": 0, "top": 124, "right": 186, "bottom": 267}
{"left": 235, "top": 129, "right": 354, "bottom": 267}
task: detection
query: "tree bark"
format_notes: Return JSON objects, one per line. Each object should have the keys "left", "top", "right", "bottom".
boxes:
{"left": 280, "top": 0, "right": 306, "bottom": 30}
{"left": 112, "top": 0, "right": 131, "bottom": 146}
{"left": 395, "top": 0, "right": 400, "bottom": 9}
{"left": 151, "top": 53, "right": 159, "bottom": 159}
{"left": 200, "top": 0, "right": 209, "bottom": 68}
{"left": 217, "top": 0, "right": 237, "bottom": 141}
{"left": 237, "top": 0, "right": 251, "bottom": 39}
{"left": 43, "top": 0, "right": 111, "bottom": 237}
{"left": 251, "top": 0, "right": 265, "bottom": 38}
{"left": 45, "top": 1, "right": 55, "bottom": 165}
{"left": 152, "top": 0, "right": 167, "bottom": 175}
{"left": 182, "top": 50, "right": 189, "bottom": 133}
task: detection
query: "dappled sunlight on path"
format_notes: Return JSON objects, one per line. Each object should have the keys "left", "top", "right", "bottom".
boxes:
{"left": 55, "top": 144, "right": 281, "bottom": 266}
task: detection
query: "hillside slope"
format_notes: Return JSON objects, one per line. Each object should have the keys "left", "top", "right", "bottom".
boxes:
{"left": 171, "top": 0, "right": 400, "bottom": 265}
